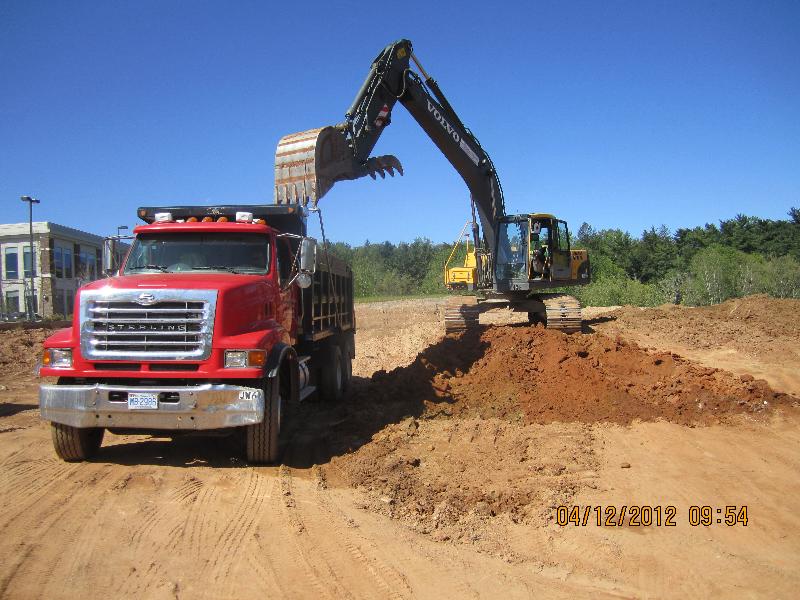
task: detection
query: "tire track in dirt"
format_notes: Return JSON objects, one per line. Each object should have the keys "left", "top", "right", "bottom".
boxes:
{"left": 309, "top": 465, "right": 414, "bottom": 600}
{"left": 163, "top": 474, "right": 220, "bottom": 556}
{"left": 273, "top": 464, "right": 344, "bottom": 600}
{"left": 111, "top": 471, "right": 184, "bottom": 598}
{"left": 0, "top": 544, "right": 34, "bottom": 599}
{"left": 0, "top": 457, "right": 80, "bottom": 525}
{"left": 204, "top": 469, "right": 271, "bottom": 595}
{"left": 54, "top": 468, "right": 140, "bottom": 590}
{"left": 0, "top": 464, "right": 116, "bottom": 599}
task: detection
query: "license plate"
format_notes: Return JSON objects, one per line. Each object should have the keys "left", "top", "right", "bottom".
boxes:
{"left": 128, "top": 392, "right": 159, "bottom": 410}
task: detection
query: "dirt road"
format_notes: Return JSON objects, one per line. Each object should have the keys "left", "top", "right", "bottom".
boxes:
{"left": 1, "top": 297, "right": 799, "bottom": 598}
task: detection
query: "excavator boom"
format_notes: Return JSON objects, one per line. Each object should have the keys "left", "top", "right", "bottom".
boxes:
{"left": 274, "top": 39, "right": 504, "bottom": 259}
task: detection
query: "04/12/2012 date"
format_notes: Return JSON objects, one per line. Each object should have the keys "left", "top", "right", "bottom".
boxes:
{"left": 556, "top": 505, "right": 749, "bottom": 527}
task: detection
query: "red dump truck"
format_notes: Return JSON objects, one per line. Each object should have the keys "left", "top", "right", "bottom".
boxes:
{"left": 38, "top": 205, "right": 355, "bottom": 464}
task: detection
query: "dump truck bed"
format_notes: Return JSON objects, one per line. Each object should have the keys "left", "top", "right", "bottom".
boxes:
{"left": 299, "top": 252, "right": 354, "bottom": 341}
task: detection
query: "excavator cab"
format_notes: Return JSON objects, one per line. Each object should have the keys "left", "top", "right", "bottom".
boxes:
{"left": 494, "top": 214, "right": 590, "bottom": 291}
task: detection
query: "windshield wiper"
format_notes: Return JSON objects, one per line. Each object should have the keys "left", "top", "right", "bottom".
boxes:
{"left": 128, "top": 264, "right": 168, "bottom": 272}
{"left": 190, "top": 265, "right": 243, "bottom": 274}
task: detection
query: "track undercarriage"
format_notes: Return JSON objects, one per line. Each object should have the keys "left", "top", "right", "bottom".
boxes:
{"left": 444, "top": 293, "right": 583, "bottom": 334}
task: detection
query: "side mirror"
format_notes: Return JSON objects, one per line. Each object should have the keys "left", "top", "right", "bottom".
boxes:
{"left": 102, "top": 238, "right": 117, "bottom": 277}
{"left": 299, "top": 237, "right": 317, "bottom": 275}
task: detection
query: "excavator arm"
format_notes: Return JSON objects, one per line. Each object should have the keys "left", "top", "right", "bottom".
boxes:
{"left": 274, "top": 39, "right": 505, "bottom": 254}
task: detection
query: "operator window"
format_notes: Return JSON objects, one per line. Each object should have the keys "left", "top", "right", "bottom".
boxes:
{"left": 557, "top": 222, "right": 570, "bottom": 251}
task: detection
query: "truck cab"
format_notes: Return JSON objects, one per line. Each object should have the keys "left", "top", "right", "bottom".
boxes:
{"left": 39, "top": 205, "right": 355, "bottom": 464}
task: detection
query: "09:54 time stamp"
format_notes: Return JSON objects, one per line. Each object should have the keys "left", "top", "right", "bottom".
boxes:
{"left": 556, "top": 505, "right": 749, "bottom": 527}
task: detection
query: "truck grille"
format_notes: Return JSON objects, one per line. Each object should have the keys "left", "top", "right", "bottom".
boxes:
{"left": 80, "top": 290, "right": 217, "bottom": 361}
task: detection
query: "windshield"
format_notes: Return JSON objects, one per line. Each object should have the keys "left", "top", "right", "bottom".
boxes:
{"left": 495, "top": 220, "right": 529, "bottom": 281}
{"left": 123, "top": 233, "right": 270, "bottom": 275}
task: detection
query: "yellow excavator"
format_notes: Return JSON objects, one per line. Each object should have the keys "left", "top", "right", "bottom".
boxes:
{"left": 274, "top": 39, "right": 590, "bottom": 333}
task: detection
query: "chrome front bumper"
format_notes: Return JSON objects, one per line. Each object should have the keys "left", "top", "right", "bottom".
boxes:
{"left": 39, "top": 383, "right": 264, "bottom": 430}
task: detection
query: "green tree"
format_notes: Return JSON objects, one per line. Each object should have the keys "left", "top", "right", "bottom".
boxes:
{"left": 634, "top": 225, "right": 677, "bottom": 283}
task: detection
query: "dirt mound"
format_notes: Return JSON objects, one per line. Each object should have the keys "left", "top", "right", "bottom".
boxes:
{"left": 698, "top": 295, "right": 800, "bottom": 337}
{"left": 334, "top": 418, "right": 596, "bottom": 549}
{"left": 366, "top": 325, "right": 793, "bottom": 427}
{"left": 329, "top": 323, "right": 796, "bottom": 547}
{"left": 606, "top": 295, "right": 800, "bottom": 353}
{"left": 0, "top": 327, "right": 53, "bottom": 384}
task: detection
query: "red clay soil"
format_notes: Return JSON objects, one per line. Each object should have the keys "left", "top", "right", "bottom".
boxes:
{"left": 0, "top": 327, "right": 51, "bottom": 384}
{"left": 367, "top": 324, "right": 795, "bottom": 426}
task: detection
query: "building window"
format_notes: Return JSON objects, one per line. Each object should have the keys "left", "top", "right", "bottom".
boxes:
{"left": 77, "top": 250, "right": 98, "bottom": 281}
{"left": 63, "top": 248, "right": 73, "bottom": 279}
{"left": 5, "top": 290, "right": 20, "bottom": 313}
{"left": 54, "top": 247, "right": 63, "bottom": 278}
{"left": 23, "top": 245, "right": 37, "bottom": 278}
{"left": 4, "top": 247, "right": 18, "bottom": 280}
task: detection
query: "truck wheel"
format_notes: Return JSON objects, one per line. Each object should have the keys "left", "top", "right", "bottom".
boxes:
{"left": 341, "top": 345, "right": 352, "bottom": 393}
{"left": 245, "top": 376, "right": 281, "bottom": 464}
{"left": 319, "top": 343, "right": 343, "bottom": 402}
{"left": 51, "top": 423, "right": 104, "bottom": 461}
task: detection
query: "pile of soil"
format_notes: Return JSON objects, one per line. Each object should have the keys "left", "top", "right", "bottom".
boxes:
{"left": 365, "top": 324, "right": 793, "bottom": 427}
{"left": 328, "top": 323, "right": 796, "bottom": 545}
{"left": 331, "top": 416, "right": 597, "bottom": 547}
{"left": 603, "top": 295, "right": 800, "bottom": 359}
{"left": 0, "top": 328, "right": 52, "bottom": 385}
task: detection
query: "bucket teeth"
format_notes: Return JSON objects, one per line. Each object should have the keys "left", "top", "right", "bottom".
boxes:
{"left": 274, "top": 126, "right": 402, "bottom": 206}
{"left": 366, "top": 155, "right": 403, "bottom": 179}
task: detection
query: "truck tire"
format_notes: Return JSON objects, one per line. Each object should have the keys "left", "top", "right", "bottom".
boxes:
{"left": 245, "top": 376, "right": 281, "bottom": 464}
{"left": 319, "top": 343, "right": 343, "bottom": 402}
{"left": 51, "top": 423, "right": 104, "bottom": 461}
{"left": 341, "top": 345, "right": 352, "bottom": 392}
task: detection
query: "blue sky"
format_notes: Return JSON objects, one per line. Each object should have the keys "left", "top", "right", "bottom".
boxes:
{"left": 1, "top": 0, "right": 798, "bottom": 245}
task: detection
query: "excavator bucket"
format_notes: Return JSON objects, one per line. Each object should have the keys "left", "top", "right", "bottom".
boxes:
{"left": 274, "top": 126, "right": 402, "bottom": 206}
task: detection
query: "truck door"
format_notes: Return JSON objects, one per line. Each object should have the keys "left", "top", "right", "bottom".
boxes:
{"left": 551, "top": 220, "right": 571, "bottom": 280}
{"left": 276, "top": 237, "right": 298, "bottom": 343}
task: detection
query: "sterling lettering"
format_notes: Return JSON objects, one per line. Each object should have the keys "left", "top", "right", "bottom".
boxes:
{"left": 427, "top": 99, "right": 460, "bottom": 143}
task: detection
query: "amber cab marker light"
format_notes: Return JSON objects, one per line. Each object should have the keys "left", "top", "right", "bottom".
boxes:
{"left": 202, "top": 217, "right": 213, "bottom": 222}
{"left": 248, "top": 350, "right": 267, "bottom": 367}
{"left": 187, "top": 217, "right": 198, "bottom": 222}
{"left": 217, "top": 217, "right": 229, "bottom": 222}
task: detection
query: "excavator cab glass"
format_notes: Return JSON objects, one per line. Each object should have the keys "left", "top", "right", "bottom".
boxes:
{"left": 494, "top": 219, "right": 530, "bottom": 282}
{"left": 529, "top": 219, "right": 551, "bottom": 279}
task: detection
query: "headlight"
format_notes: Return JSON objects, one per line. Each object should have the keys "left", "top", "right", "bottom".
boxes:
{"left": 44, "top": 348, "right": 73, "bottom": 369}
{"left": 225, "top": 350, "right": 248, "bottom": 368}
{"left": 225, "top": 350, "right": 266, "bottom": 368}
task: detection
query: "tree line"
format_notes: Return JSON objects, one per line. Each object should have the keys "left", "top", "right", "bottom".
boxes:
{"left": 326, "top": 209, "right": 800, "bottom": 305}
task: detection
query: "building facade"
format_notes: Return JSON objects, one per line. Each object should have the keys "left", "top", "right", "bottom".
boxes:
{"left": 0, "top": 222, "right": 127, "bottom": 319}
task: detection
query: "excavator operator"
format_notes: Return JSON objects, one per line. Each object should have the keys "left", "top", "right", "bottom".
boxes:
{"left": 530, "top": 222, "right": 550, "bottom": 278}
